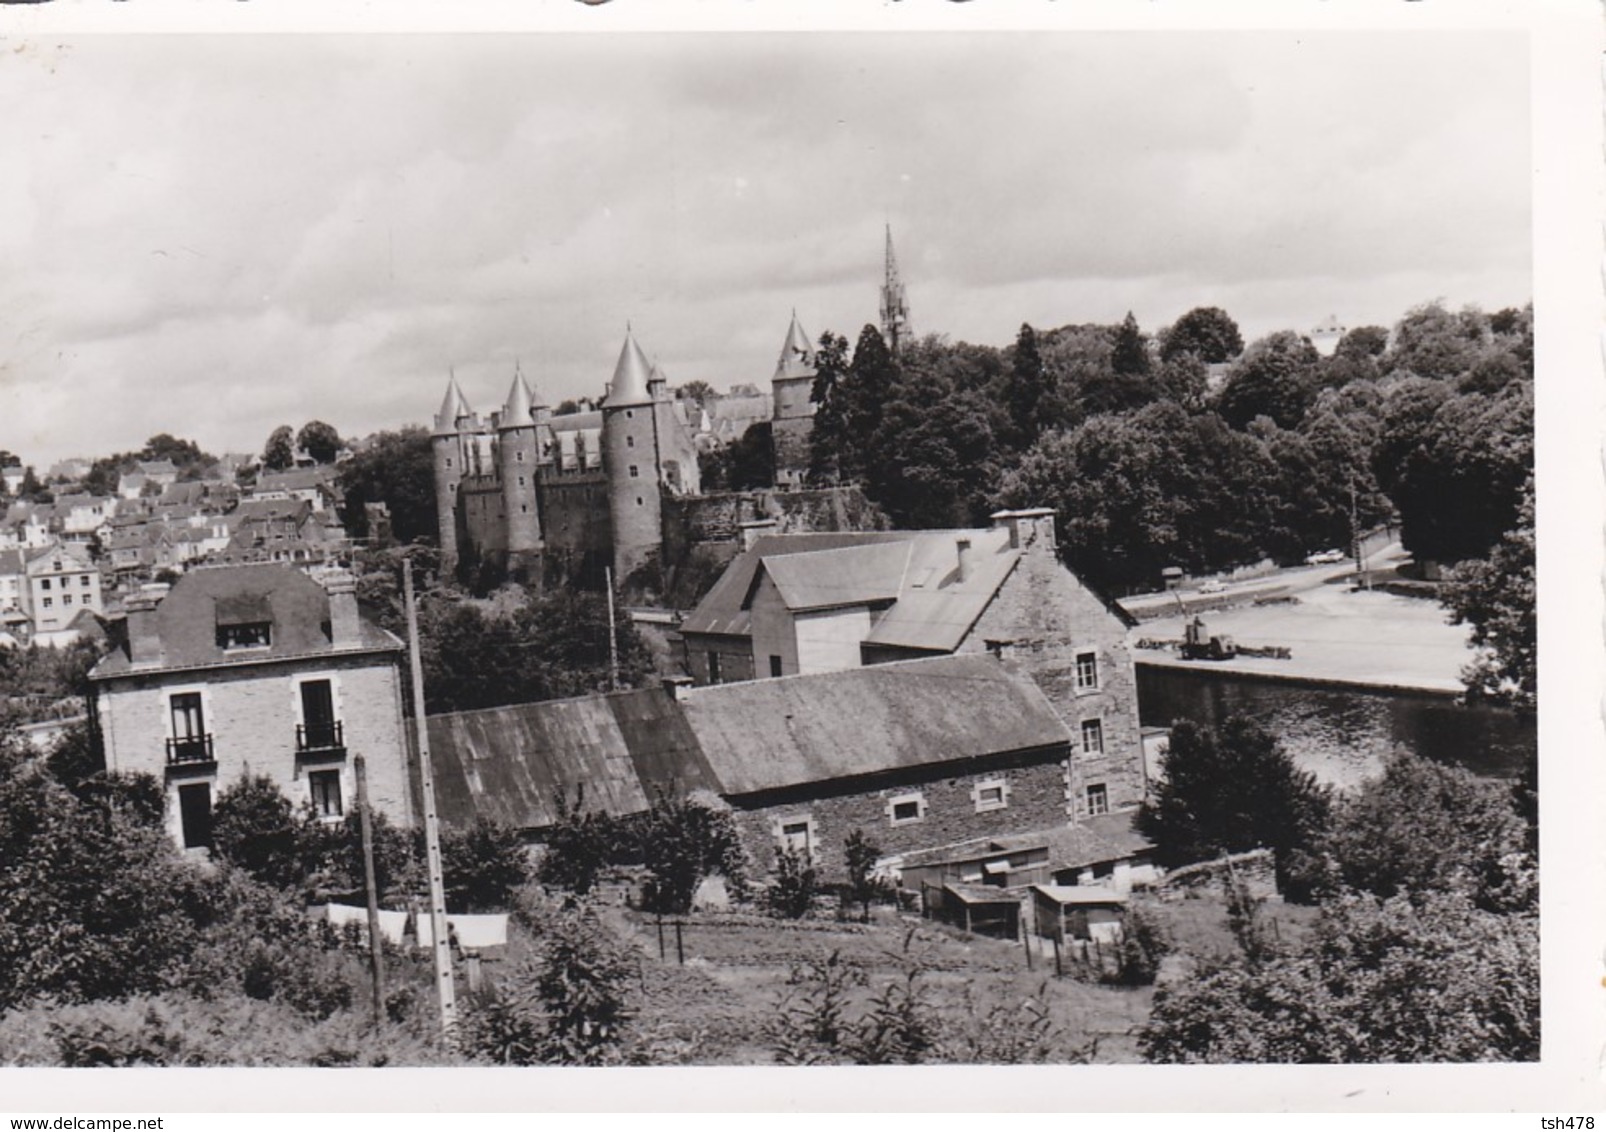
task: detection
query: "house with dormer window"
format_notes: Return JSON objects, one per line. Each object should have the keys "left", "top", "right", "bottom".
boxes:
{"left": 87, "top": 564, "right": 411, "bottom": 852}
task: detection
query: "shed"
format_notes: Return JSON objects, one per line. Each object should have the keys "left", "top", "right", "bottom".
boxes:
{"left": 925, "top": 882, "right": 1023, "bottom": 940}
{"left": 1030, "top": 885, "right": 1127, "bottom": 944}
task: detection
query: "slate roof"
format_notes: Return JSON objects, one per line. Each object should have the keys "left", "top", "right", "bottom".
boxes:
{"left": 254, "top": 467, "right": 336, "bottom": 494}
{"left": 605, "top": 330, "right": 654, "bottom": 408}
{"left": 90, "top": 563, "right": 400, "bottom": 678}
{"left": 0, "top": 549, "right": 24, "bottom": 576}
{"left": 756, "top": 541, "right": 909, "bottom": 612}
{"left": 675, "top": 654, "right": 1070, "bottom": 796}
{"left": 425, "top": 654, "right": 1072, "bottom": 831}
{"left": 681, "top": 528, "right": 1021, "bottom": 653}
{"left": 894, "top": 812, "right": 1154, "bottom": 875}
{"left": 424, "top": 687, "right": 720, "bottom": 831}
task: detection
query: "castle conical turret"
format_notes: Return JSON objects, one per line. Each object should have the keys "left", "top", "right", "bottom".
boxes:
{"left": 433, "top": 375, "right": 473, "bottom": 435}
{"left": 501, "top": 365, "right": 536, "bottom": 428}
{"left": 606, "top": 329, "right": 654, "bottom": 408}
{"left": 772, "top": 310, "right": 817, "bottom": 384}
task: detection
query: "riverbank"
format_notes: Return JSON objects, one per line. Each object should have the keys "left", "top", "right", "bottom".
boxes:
{"left": 1128, "top": 582, "right": 1471, "bottom": 694}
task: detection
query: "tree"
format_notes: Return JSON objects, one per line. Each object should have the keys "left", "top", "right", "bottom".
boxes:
{"left": 675, "top": 380, "right": 714, "bottom": 408}
{"left": 766, "top": 845, "right": 819, "bottom": 919}
{"left": 439, "top": 818, "right": 530, "bottom": 912}
{"left": 210, "top": 774, "right": 305, "bottom": 891}
{"left": 1335, "top": 325, "right": 1389, "bottom": 361}
{"left": 1138, "top": 716, "right": 1331, "bottom": 882}
{"left": 842, "top": 829, "right": 885, "bottom": 923}
{"left": 635, "top": 790, "right": 747, "bottom": 915}
{"left": 699, "top": 421, "right": 773, "bottom": 492}
{"left": 336, "top": 427, "right": 438, "bottom": 545}
{"left": 1321, "top": 750, "right": 1533, "bottom": 913}
{"left": 1002, "top": 323, "right": 1051, "bottom": 449}
{"left": 1442, "top": 475, "right": 1535, "bottom": 712}
{"left": 806, "top": 331, "right": 854, "bottom": 485}
{"left": 0, "top": 740, "right": 209, "bottom": 1009}
{"left": 1161, "top": 306, "right": 1243, "bottom": 364}
{"left": 1385, "top": 301, "right": 1489, "bottom": 382}
{"left": 1140, "top": 891, "right": 1537, "bottom": 1063}
{"left": 1110, "top": 311, "right": 1151, "bottom": 376}
{"left": 262, "top": 426, "right": 296, "bottom": 473}
{"left": 139, "top": 434, "right": 213, "bottom": 470}
{"left": 1215, "top": 331, "right": 1318, "bottom": 430}
{"left": 296, "top": 421, "right": 343, "bottom": 466}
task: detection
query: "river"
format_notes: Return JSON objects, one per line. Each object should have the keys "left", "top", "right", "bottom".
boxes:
{"left": 1135, "top": 664, "right": 1535, "bottom": 791}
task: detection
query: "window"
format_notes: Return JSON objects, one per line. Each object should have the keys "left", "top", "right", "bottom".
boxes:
{"left": 1075, "top": 650, "right": 1099, "bottom": 691}
{"left": 628, "top": 465, "right": 640, "bottom": 478}
{"left": 217, "top": 621, "right": 272, "bottom": 649}
{"left": 80, "top": 575, "right": 91, "bottom": 587}
{"left": 309, "top": 770, "right": 343, "bottom": 819}
{"left": 516, "top": 450, "right": 524, "bottom": 462}
{"left": 1085, "top": 783, "right": 1109, "bottom": 816}
{"left": 299, "top": 679, "right": 340, "bottom": 751}
{"left": 636, "top": 497, "right": 643, "bottom": 507}
{"left": 775, "top": 816, "right": 815, "bottom": 859}
{"left": 178, "top": 782, "right": 213, "bottom": 849}
{"left": 39, "top": 578, "right": 50, "bottom": 591}
{"left": 972, "top": 779, "right": 1009, "bottom": 813}
{"left": 1080, "top": 718, "right": 1104, "bottom": 757}
{"left": 41, "top": 597, "right": 51, "bottom": 609}
{"left": 769, "top": 655, "right": 783, "bottom": 678}
{"left": 626, "top": 435, "right": 635, "bottom": 448}
{"left": 707, "top": 651, "right": 723, "bottom": 685}
{"left": 518, "top": 476, "right": 526, "bottom": 486}
{"left": 886, "top": 792, "right": 926, "bottom": 826}
{"left": 62, "top": 593, "right": 72, "bottom": 606}
{"left": 445, "top": 458, "right": 452, "bottom": 469}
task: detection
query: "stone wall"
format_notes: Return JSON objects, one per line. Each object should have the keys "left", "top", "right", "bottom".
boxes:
{"left": 730, "top": 752, "right": 1071, "bottom": 882}
{"left": 95, "top": 653, "right": 413, "bottom": 847}
{"left": 958, "top": 547, "right": 1147, "bottom": 814}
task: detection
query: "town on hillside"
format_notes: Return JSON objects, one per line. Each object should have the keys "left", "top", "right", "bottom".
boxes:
{"left": 0, "top": 235, "right": 1537, "bottom": 1069}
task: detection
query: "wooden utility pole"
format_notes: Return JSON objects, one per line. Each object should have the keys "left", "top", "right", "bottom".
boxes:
{"left": 354, "top": 754, "right": 387, "bottom": 1028}
{"left": 604, "top": 565, "right": 619, "bottom": 692}
{"left": 404, "top": 558, "right": 457, "bottom": 1048}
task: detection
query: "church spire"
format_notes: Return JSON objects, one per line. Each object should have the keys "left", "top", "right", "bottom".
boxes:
{"left": 879, "top": 224, "right": 911, "bottom": 354}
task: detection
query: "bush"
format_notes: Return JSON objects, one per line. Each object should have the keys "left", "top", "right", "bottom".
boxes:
{"left": 842, "top": 829, "right": 890, "bottom": 923}
{"left": 462, "top": 902, "right": 637, "bottom": 1066}
{"left": 1108, "top": 900, "right": 1172, "bottom": 986}
{"left": 440, "top": 818, "right": 530, "bottom": 912}
{"left": 766, "top": 846, "right": 818, "bottom": 919}
{"left": 635, "top": 790, "right": 748, "bottom": 915}
{"left": 210, "top": 774, "right": 305, "bottom": 891}
{"left": 537, "top": 786, "right": 620, "bottom": 896}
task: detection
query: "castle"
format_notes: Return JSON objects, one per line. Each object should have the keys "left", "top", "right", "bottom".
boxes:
{"left": 431, "top": 228, "right": 911, "bottom": 591}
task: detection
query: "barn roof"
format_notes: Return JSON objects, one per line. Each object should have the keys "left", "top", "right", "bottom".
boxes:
{"left": 676, "top": 653, "right": 1069, "bottom": 796}
{"left": 423, "top": 687, "right": 719, "bottom": 830}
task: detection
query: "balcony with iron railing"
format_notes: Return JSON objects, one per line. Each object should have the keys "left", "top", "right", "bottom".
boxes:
{"left": 296, "top": 719, "right": 345, "bottom": 757}
{"left": 166, "top": 733, "right": 214, "bottom": 766}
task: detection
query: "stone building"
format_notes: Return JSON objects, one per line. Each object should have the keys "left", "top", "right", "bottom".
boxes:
{"left": 421, "top": 652, "right": 1133, "bottom": 882}
{"left": 24, "top": 542, "right": 105, "bottom": 647}
{"left": 87, "top": 564, "right": 411, "bottom": 852}
{"left": 677, "top": 509, "right": 1146, "bottom": 816}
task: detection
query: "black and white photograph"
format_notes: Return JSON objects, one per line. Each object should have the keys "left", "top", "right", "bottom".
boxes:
{"left": 0, "top": 0, "right": 1598, "bottom": 1114}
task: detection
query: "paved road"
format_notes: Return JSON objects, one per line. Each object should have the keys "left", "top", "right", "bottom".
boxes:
{"left": 1119, "top": 542, "right": 1407, "bottom": 618}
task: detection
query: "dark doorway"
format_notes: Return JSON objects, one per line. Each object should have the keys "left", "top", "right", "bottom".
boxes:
{"left": 178, "top": 782, "right": 213, "bottom": 849}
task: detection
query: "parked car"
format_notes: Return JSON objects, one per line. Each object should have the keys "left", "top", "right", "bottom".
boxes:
{"left": 1304, "top": 549, "right": 1346, "bottom": 565}
{"left": 1198, "top": 579, "right": 1227, "bottom": 594}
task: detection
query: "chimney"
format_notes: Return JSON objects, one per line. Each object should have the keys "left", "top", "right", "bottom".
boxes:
{"left": 992, "top": 507, "right": 1058, "bottom": 552}
{"left": 662, "top": 674, "right": 695, "bottom": 701}
{"left": 125, "top": 583, "right": 168, "bottom": 665}
{"left": 323, "top": 568, "right": 361, "bottom": 646}
{"left": 739, "top": 518, "right": 778, "bottom": 552}
{"left": 956, "top": 537, "right": 975, "bottom": 583}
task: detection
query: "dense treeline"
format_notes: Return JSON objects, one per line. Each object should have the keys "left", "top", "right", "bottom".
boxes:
{"left": 1136, "top": 715, "right": 1537, "bottom": 1062}
{"left": 807, "top": 301, "right": 1533, "bottom": 594}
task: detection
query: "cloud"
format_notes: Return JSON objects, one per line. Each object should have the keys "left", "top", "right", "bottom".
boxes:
{"left": 0, "top": 30, "right": 1529, "bottom": 464}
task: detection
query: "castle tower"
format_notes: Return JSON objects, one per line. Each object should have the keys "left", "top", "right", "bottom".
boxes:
{"left": 879, "top": 224, "right": 912, "bottom": 355}
{"left": 601, "top": 328, "right": 663, "bottom": 584}
{"left": 770, "top": 310, "right": 818, "bottom": 485}
{"left": 497, "top": 364, "right": 543, "bottom": 558}
{"left": 431, "top": 375, "right": 474, "bottom": 569}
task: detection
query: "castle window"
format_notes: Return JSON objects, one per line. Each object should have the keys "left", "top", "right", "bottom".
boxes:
{"left": 628, "top": 465, "right": 639, "bottom": 478}
{"left": 446, "top": 458, "right": 452, "bottom": 469}
{"left": 1080, "top": 718, "right": 1104, "bottom": 757}
{"left": 518, "top": 476, "right": 526, "bottom": 487}
{"left": 516, "top": 450, "right": 524, "bottom": 462}
{"left": 1075, "top": 650, "right": 1100, "bottom": 691}
{"left": 1085, "top": 784, "right": 1109, "bottom": 816}
{"left": 626, "top": 436, "right": 635, "bottom": 448}
{"left": 636, "top": 497, "right": 643, "bottom": 506}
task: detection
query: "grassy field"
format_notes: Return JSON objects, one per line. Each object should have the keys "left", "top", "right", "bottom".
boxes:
{"left": 557, "top": 888, "right": 1319, "bottom": 1065}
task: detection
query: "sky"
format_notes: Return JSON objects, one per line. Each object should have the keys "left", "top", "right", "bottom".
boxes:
{"left": 0, "top": 30, "right": 1531, "bottom": 467}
